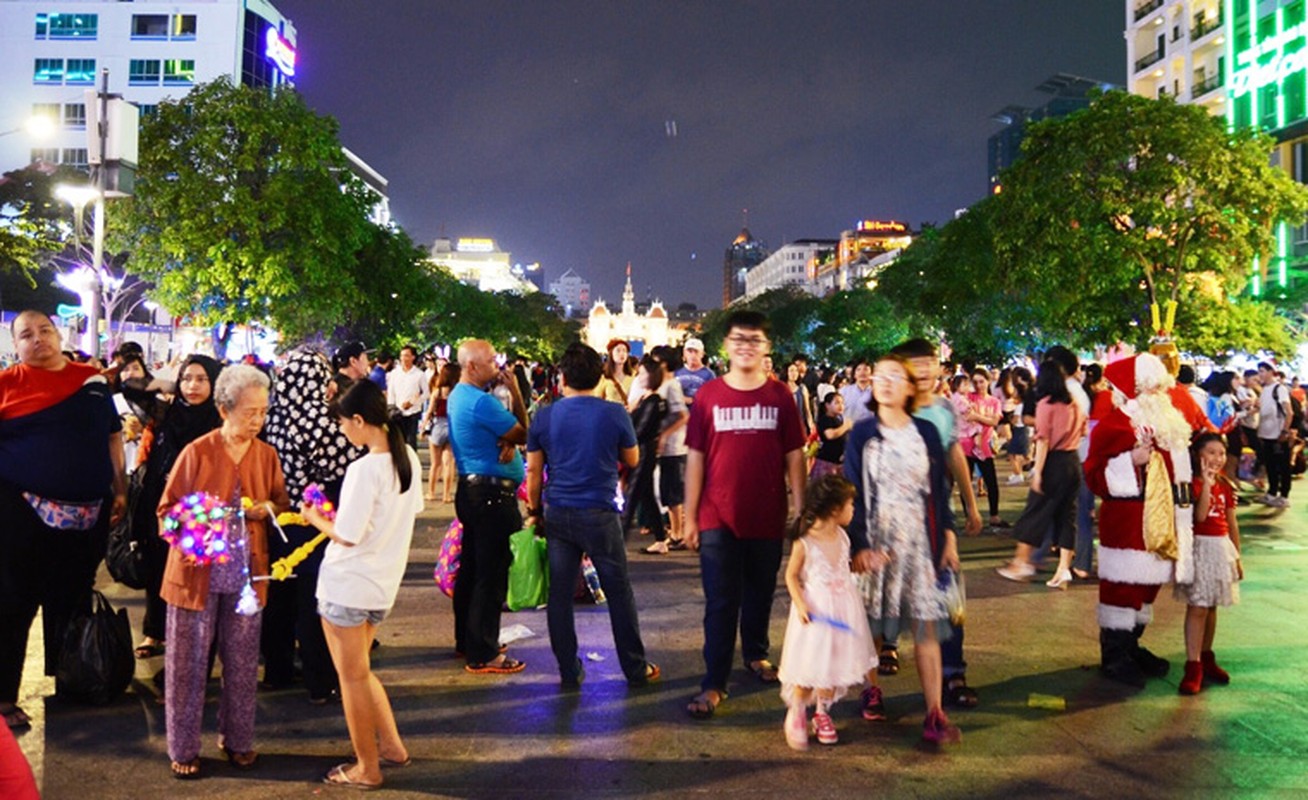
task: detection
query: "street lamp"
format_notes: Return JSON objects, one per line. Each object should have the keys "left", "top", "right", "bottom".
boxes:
{"left": 0, "top": 114, "right": 57, "bottom": 140}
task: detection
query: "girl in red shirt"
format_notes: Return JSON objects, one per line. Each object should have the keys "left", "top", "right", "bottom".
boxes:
{"left": 1176, "top": 433, "right": 1243, "bottom": 695}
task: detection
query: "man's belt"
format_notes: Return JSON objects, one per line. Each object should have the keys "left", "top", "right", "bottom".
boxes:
{"left": 459, "top": 474, "right": 519, "bottom": 492}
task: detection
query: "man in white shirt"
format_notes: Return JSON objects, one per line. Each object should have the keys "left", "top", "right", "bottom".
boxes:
{"left": 1256, "top": 362, "right": 1294, "bottom": 507}
{"left": 387, "top": 345, "right": 429, "bottom": 450}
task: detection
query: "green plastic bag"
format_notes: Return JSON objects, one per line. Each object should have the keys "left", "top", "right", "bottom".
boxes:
{"left": 507, "top": 525, "right": 549, "bottom": 611}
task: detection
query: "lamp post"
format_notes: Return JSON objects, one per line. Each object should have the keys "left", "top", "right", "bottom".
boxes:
{"left": 0, "top": 114, "right": 57, "bottom": 140}
{"left": 55, "top": 184, "right": 101, "bottom": 354}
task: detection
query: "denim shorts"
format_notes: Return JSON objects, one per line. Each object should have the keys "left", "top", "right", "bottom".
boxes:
{"left": 318, "top": 599, "right": 387, "bottom": 628}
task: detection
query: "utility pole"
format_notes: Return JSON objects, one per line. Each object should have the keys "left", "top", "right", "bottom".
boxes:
{"left": 86, "top": 67, "right": 110, "bottom": 360}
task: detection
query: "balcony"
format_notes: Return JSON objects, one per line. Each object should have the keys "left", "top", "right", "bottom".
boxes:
{"left": 1192, "top": 11, "right": 1223, "bottom": 40}
{"left": 1192, "top": 72, "right": 1224, "bottom": 97}
{"left": 1134, "top": 0, "right": 1164, "bottom": 22}
{"left": 1135, "top": 49, "right": 1164, "bottom": 73}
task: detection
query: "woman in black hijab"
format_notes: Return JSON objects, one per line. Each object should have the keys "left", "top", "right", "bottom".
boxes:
{"left": 127, "top": 354, "right": 223, "bottom": 658}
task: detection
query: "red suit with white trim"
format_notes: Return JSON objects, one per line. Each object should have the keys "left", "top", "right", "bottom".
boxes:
{"left": 1084, "top": 354, "right": 1198, "bottom": 686}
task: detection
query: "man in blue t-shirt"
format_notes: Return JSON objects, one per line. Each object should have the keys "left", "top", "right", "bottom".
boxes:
{"left": 675, "top": 338, "right": 715, "bottom": 406}
{"left": 448, "top": 339, "right": 528, "bottom": 674}
{"left": 525, "top": 343, "right": 658, "bottom": 687}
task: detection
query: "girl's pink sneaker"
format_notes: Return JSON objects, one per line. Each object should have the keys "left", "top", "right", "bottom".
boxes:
{"left": 922, "top": 708, "right": 961, "bottom": 745}
{"left": 811, "top": 711, "right": 838, "bottom": 745}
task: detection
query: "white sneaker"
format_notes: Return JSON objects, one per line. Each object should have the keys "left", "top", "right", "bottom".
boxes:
{"left": 996, "top": 562, "right": 1036, "bottom": 582}
{"left": 1259, "top": 494, "right": 1277, "bottom": 505}
{"left": 1005, "top": 474, "right": 1025, "bottom": 486}
{"left": 1273, "top": 496, "right": 1290, "bottom": 508}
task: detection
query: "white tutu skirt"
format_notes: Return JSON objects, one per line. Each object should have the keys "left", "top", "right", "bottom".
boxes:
{"left": 1173, "top": 535, "right": 1240, "bottom": 607}
{"left": 778, "top": 581, "right": 878, "bottom": 706}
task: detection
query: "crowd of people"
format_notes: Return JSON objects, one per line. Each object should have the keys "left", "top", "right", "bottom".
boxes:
{"left": 0, "top": 304, "right": 1299, "bottom": 791}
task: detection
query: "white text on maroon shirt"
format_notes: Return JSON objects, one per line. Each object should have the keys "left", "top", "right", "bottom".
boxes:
{"left": 713, "top": 404, "right": 779, "bottom": 432}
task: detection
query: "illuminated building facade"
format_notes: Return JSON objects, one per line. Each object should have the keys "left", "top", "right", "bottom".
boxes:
{"left": 742, "top": 239, "right": 835, "bottom": 300}
{"left": 585, "top": 265, "right": 669, "bottom": 355}
{"left": 722, "top": 227, "right": 768, "bottom": 307}
{"left": 0, "top": 0, "right": 298, "bottom": 173}
{"left": 811, "top": 220, "right": 913, "bottom": 293}
{"left": 429, "top": 236, "right": 538, "bottom": 295}
{"left": 988, "top": 74, "right": 1117, "bottom": 195}
{"left": 1126, "top": 0, "right": 1308, "bottom": 295}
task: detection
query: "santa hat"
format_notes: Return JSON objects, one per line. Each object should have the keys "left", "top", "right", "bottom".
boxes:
{"left": 1104, "top": 353, "right": 1172, "bottom": 401}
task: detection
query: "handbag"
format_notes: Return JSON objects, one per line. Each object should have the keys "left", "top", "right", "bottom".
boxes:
{"left": 55, "top": 590, "right": 135, "bottom": 705}
{"left": 105, "top": 469, "right": 148, "bottom": 590}
{"left": 506, "top": 525, "right": 549, "bottom": 611}
{"left": 433, "top": 519, "right": 463, "bottom": 598}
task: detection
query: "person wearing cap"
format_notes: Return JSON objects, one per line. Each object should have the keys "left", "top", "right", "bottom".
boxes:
{"left": 330, "top": 342, "right": 370, "bottom": 401}
{"left": 675, "top": 338, "right": 714, "bottom": 407}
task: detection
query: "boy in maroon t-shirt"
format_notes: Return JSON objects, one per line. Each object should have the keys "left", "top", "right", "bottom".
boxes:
{"left": 684, "top": 311, "right": 806, "bottom": 718}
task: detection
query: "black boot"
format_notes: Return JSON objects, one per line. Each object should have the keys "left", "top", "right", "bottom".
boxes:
{"left": 1131, "top": 624, "right": 1170, "bottom": 678}
{"left": 1100, "top": 628, "right": 1146, "bottom": 688}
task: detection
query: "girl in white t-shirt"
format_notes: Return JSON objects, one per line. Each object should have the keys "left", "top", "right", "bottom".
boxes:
{"left": 303, "top": 379, "right": 424, "bottom": 790}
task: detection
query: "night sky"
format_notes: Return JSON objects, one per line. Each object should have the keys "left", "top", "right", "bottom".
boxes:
{"left": 278, "top": 1, "right": 1125, "bottom": 310}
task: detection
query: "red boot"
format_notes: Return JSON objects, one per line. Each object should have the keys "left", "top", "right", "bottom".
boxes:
{"left": 1200, "top": 650, "right": 1230, "bottom": 685}
{"left": 1178, "top": 660, "right": 1204, "bottom": 695}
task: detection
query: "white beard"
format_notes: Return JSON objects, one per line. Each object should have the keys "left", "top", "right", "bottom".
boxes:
{"left": 1123, "top": 390, "right": 1191, "bottom": 454}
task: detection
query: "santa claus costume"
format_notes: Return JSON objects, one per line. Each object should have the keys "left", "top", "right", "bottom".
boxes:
{"left": 1083, "top": 354, "right": 1197, "bottom": 687}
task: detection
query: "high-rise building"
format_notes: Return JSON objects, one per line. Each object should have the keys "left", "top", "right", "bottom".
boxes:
{"left": 988, "top": 74, "right": 1118, "bottom": 195}
{"left": 1124, "top": 0, "right": 1308, "bottom": 294}
{"left": 0, "top": 0, "right": 298, "bottom": 173}
{"left": 722, "top": 227, "right": 768, "bottom": 307}
{"left": 548, "top": 268, "right": 591, "bottom": 317}
{"left": 743, "top": 239, "right": 835, "bottom": 300}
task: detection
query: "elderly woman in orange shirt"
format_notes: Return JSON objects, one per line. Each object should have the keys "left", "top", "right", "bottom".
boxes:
{"left": 157, "top": 363, "right": 289, "bottom": 780}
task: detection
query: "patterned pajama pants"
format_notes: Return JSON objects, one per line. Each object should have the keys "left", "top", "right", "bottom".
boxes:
{"left": 165, "top": 593, "right": 262, "bottom": 762}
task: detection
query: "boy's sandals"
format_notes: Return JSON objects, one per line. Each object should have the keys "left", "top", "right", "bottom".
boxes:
{"left": 1, "top": 704, "right": 31, "bottom": 730}
{"left": 687, "top": 688, "right": 727, "bottom": 719}
{"left": 323, "top": 763, "right": 382, "bottom": 790}
{"left": 170, "top": 757, "right": 202, "bottom": 780}
{"left": 878, "top": 646, "right": 900, "bottom": 675}
{"left": 748, "top": 659, "right": 779, "bottom": 683}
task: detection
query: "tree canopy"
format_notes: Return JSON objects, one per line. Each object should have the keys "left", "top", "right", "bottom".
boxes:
{"left": 992, "top": 90, "right": 1308, "bottom": 353}
{"left": 122, "top": 78, "right": 375, "bottom": 343}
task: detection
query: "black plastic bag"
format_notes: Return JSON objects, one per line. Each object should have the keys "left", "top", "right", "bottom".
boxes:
{"left": 105, "top": 470, "right": 148, "bottom": 589}
{"left": 55, "top": 590, "right": 135, "bottom": 705}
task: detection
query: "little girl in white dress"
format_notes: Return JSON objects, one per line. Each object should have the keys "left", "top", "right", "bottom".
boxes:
{"left": 778, "top": 474, "right": 882, "bottom": 750}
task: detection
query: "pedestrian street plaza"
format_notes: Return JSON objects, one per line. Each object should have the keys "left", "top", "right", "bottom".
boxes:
{"left": 15, "top": 484, "right": 1308, "bottom": 799}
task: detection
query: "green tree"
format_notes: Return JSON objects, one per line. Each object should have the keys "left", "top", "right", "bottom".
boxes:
{"left": 993, "top": 90, "right": 1308, "bottom": 355}
{"left": 333, "top": 226, "right": 439, "bottom": 349}
{"left": 0, "top": 164, "right": 85, "bottom": 282}
{"left": 122, "top": 77, "right": 373, "bottom": 346}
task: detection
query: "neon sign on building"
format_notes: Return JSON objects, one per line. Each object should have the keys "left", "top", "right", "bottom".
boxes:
{"left": 265, "top": 28, "right": 296, "bottom": 78}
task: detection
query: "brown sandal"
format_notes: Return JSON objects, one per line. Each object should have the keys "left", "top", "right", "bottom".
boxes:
{"left": 687, "top": 688, "right": 726, "bottom": 719}
{"left": 221, "top": 746, "right": 258, "bottom": 769}
{"left": 170, "top": 757, "right": 201, "bottom": 780}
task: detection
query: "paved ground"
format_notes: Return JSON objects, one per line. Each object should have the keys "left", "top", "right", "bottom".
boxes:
{"left": 13, "top": 471, "right": 1308, "bottom": 799}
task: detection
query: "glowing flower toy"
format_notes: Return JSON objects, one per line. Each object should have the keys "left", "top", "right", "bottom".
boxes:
{"left": 161, "top": 492, "right": 232, "bottom": 565}
{"left": 303, "top": 483, "right": 336, "bottom": 520}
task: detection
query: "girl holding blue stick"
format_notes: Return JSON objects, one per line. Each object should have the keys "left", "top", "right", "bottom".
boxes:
{"left": 777, "top": 474, "right": 883, "bottom": 750}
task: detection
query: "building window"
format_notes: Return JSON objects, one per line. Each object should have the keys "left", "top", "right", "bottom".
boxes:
{"left": 132, "top": 13, "right": 198, "bottom": 40}
{"left": 36, "top": 13, "right": 97, "bottom": 40}
{"left": 174, "top": 14, "right": 198, "bottom": 39}
{"left": 138, "top": 104, "right": 158, "bottom": 119}
{"left": 63, "top": 103, "right": 86, "bottom": 129}
{"left": 66, "top": 59, "right": 96, "bottom": 85}
{"left": 129, "top": 59, "right": 161, "bottom": 86}
{"left": 62, "top": 148, "right": 90, "bottom": 171}
{"left": 30, "top": 148, "right": 59, "bottom": 165}
{"left": 131, "top": 14, "right": 169, "bottom": 39}
{"left": 163, "top": 59, "right": 196, "bottom": 86}
{"left": 33, "top": 59, "right": 63, "bottom": 84}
